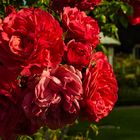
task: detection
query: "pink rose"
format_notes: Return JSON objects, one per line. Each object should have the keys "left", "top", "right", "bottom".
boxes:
{"left": 23, "top": 65, "right": 83, "bottom": 129}
{"left": 81, "top": 52, "right": 118, "bottom": 122}
{"left": 65, "top": 40, "right": 92, "bottom": 69}
{"left": 62, "top": 7, "right": 100, "bottom": 48}
{"left": 0, "top": 8, "right": 65, "bottom": 76}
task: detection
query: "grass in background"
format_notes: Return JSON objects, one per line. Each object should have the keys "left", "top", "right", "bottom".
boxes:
{"left": 94, "top": 106, "right": 140, "bottom": 140}
{"left": 68, "top": 106, "right": 140, "bottom": 140}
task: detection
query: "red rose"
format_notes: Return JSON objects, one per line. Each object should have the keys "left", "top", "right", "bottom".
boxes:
{"left": 5, "top": 6, "right": 16, "bottom": 16}
{"left": 23, "top": 65, "right": 83, "bottom": 129}
{"left": 62, "top": 7, "right": 100, "bottom": 48}
{"left": 81, "top": 52, "right": 118, "bottom": 122}
{"left": 66, "top": 40, "right": 92, "bottom": 69}
{"left": 128, "top": 0, "right": 140, "bottom": 25}
{"left": 0, "top": 8, "right": 65, "bottom": 76}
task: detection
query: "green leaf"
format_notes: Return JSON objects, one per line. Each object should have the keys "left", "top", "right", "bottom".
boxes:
{"left": 100, "top": 15, "right": 107, "bottom": 23}
{"left": 119, "top": 16, "right": 128, "bottom": 28}
{"left": 121, "top": 4, "right": 128, "bottom": 14}
{"left": 18, "top": 136, "right": 33, "bottom": 140}
{"left": 89, "top": 124, "right": 99, "bottom": 136}
{"left": 121, "top": 3, "right": 133, "bottom": 16}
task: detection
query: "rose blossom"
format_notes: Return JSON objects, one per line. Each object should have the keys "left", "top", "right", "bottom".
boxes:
{"left": 0, "top": 8, "right": 65, "bottom": 76}
{"left": 65, "top": 40, "right": 92, "bottom": 69}
{"left": 127, "top": 0, "right": 140, "bottom": 25}
{"left": 22, "top": 65, "right": 83, "bottom": 129}
{"left": 81, "top": 52, "right": 118, "bottom": 122}
{"left": 62, "top": 7, "right": 100, "bottom": 48}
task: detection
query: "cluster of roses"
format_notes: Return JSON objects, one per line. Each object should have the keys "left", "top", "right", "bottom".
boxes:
{"left": 0, "top": 0, "right": 118, "bottom": 140}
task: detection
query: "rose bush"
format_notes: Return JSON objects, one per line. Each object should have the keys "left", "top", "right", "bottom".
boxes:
{"left": 0, "top": 3, "right": 118, "bottom": 140}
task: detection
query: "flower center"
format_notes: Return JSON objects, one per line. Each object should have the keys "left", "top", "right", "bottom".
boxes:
{"left": 9, "top": 35, "right": 22, "bottom": 55}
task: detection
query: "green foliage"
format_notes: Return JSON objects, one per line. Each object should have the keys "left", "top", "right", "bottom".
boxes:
{"left": 86, "top": 124, "right": 99, "bottom": 139}
{"left": 0, "top": 0, "right": 51, "bottom": 18}
{"left": 16, "top": 122, "right": 99, "bottom": 140}
{"left": 114, "top": 54, "right": 140, "bottom": 105}
{"left": 96, "top": 44, "right": 108, "bottom": 55}
{"left": 93, "top": 107, "right": 140, "bottom": 140}
{"left": 114, "top": 54, "right": 140, "bottom": 87}
{"left": 92, "top": 0, "right": 132, "bottom": 39}
{"left": 18, "top": 136, "right": 33, "bottom": 140}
